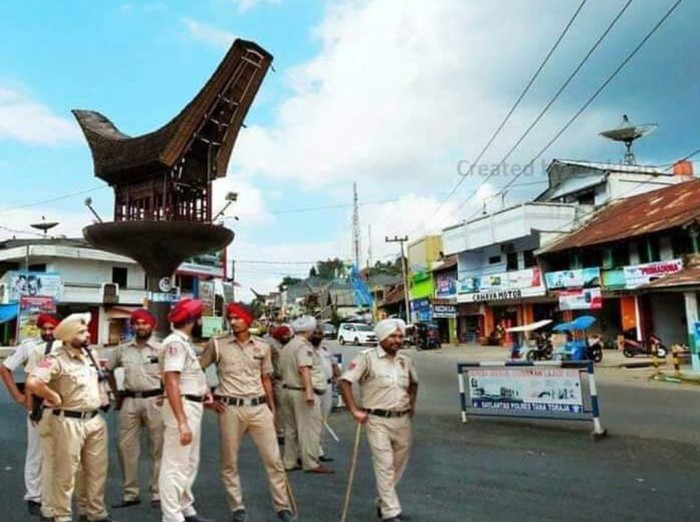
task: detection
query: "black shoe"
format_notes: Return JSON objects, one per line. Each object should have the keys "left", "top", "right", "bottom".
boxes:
{"left": 151, "top": 498, "right": 161, "bottom": 509}
{"left": 27, "top": 500, "right": 42, "bottom": 516}
{"left": 39, "top": 516, "right": 53, "bottom": 522}
{"left": 78, "top": 516, "right": 88, "bottom": 522}
{"left": 112, "top": 499, "right": 141, "bottom": 508}
{"left": 185, "top": 515, "right": 215, "bottom": 522}
{"left": 231, "top": 508, "right": 248, "bottom": 522}
{"left": 319, "top": 455, "right": 334, "bottom": 462}
{"left": 277, "top": 509, "right": 297, "bottom": 522}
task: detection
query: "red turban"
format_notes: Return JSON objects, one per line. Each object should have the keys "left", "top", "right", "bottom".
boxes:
{"left": 168, "top": 298, "right": 204, "bottom": 324}
{"left": 36, "top": 313, "right": 61, "bottom": 328}
{"left": 272, "top": 325, "right": 292, "bottom": 342}
{"left": 131, "top": 309, "right": 156, "bottom": 328}
{"left": 226, "top": 303, "right": 254, "bottom": 326}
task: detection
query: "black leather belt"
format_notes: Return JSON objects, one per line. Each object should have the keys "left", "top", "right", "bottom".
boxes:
{"left": 183, "top": 394, "right": 205, "bottom": 403}
{"left": 214, "top": 395, "right": 267, "bottom": 407}
{"left": 313, "top": 388, "right": 328, "bottom": 396}
{"left": 283, "top": 385, "right": 304, "bottom": 391}
{"left": 53, "top": 409, "right": 99, "bottom": 420}
{"left": 365, "top": 409, "right": 410, "bottom": 418}
{"left": 123, "top": 389, "right": 162, "bottom": 399}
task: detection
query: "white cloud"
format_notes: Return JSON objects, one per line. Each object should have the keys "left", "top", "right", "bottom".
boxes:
{"left": 231, "top": 0, "right": 626, "bottom": 201}
{"left": 0, "top": 85, "right": 81, "bottom": 146}
{"left": 182, "top": 18, "right": 237, "bottom": 49}
{"left": 212, "top": 176, "right": 273, "bottom": 226}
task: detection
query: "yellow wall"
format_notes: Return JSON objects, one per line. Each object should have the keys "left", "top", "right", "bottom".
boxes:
{"left": 408, "top": 235, "right": 443, "bottom": 269}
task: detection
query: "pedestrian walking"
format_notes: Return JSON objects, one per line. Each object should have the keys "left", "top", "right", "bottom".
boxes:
{"left": 200, "top": 303, "right": 297, "bottom": 522}
{"left": 107, "top": 309, "right": 164, "bottom": 510}
{"left": 26, "top": 313, "right": 116, "bottom": 522}
{"left": 159, "top": 298, "right": 214, "bottom": 522}
{"left": 279, "top": 316, "right": 332, "bottom": 474}
{"left": 308, "top": 326, "right": 340, "bottom": 461}
{"left": 339, "top": 319, "right": 418, "bottom": 522}
{"left": 0, "top": 313, "right": 60, "bottom": 518}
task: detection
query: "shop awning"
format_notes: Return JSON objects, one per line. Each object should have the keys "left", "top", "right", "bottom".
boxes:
{"left": 0, "top": 303, "right": 19, "bottom": 324}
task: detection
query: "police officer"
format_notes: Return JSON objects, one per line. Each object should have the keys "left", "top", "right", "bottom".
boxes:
{"left": 308, "top": 326, "right": 340, "bottom": 461}
{"left": 339, "top": 319, "right": 418, "bottom": 522}
{"left": 26, "top": 313, "right": 116, "bottom": 522}
{"left": 159, "top": 298, "right": 213, "bottom": 522}
{"left": 200, "top": 303, "right": 296, "bottom": 522}
{"left": 265, "top": 325, "right": 293, "bottom": 444}
{"left": 279, "top": 316, "right": 332, "bottom": 474}
{"left": 0, "top": 313, "right": 60, "bottom": 517}
{"left": 107, "top": 309, "right": 164, "bottom": 510}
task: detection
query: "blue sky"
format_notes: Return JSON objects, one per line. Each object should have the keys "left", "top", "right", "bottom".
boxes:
{"left": 1, "top": 0, "right": 699, "bottom": 297}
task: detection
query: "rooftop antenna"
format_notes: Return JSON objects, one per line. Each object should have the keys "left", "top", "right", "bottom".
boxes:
{"left": 599, "top": 114, "right": 657, "bottom": 165}
{"left": 30, "top": 216, "right": 59, "bottom": 236}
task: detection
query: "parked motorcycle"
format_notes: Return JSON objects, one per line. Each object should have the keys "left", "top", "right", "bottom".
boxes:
{"left": 622, "top": 329, "right": 668, "bottom": 358}
{"left": 527, "top": 331, "right": 554, "bottom": 361}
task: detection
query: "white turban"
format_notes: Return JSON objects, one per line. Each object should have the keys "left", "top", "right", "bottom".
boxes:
{"left": 54, "top": 313, "right": 91, "bottom": 343}
{"left": 291, "top": 315, "right": 317, "bottom": 333}
{"left": 375, "top": 319, "right": 406, "bottom": 342}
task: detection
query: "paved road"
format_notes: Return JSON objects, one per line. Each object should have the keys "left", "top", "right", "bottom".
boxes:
{"left": 1, "top": 342, "right": 699, "bottom": 521}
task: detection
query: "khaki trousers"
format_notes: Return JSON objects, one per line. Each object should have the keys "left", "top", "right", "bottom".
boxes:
{"left": 49, "top": 413, "right": 108, "bottom": 522}
{"left": 282, "top": 389, "right": 322, "bottom": 470}
{"left": 366, "top": 415, "right": 412, "bottom": 519}
{"left": 273, "top": 381, "right": 284, "bottom": 438}
{"left": 219, "top": 404, "right": 290, "bottom": 512}
{"left": 118, "top": 396, "right": 164, "bottom": 501}
{"left": 38, "top": 411, "right": 88, "bottom": 518}
{"left": 159, "top": 400, "right": 203, "bottom": 522}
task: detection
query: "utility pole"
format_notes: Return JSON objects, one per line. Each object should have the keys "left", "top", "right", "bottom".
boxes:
{"left": 385, "top": 235, "right": 410, "bottom": 322}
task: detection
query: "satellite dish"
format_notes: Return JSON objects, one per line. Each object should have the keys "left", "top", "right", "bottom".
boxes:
{"left": 30, "top": 217, "right": 59, "bottom": 236}
{"left": 599, "top": 115, "right": 657, "bottom": 165}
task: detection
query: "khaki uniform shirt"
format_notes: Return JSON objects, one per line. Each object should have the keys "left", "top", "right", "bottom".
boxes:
{"left": 24, "top": 340, "right": 63, "bottom": 375}
{"left": 161, "top": 330, "right": 207, "bottom": 396}
{"left": 341, "top": 347, "right": 418, "bottom": 411}
{"left": 310, "top": 348, "right": 328, "bottom": 393}
{"left": 279, "top": 336, "right": 314, "bottom": 389}
{"left": 264, "top": 335, "right": 283, "bottom": 381}
{"left": 200, "top": 335, "right": 273, "bottom": 398}
{"left": 30, "top": 346, "right": 102, "bottom": 411}
{"left": 107, "top": 338, "right": 162, "bottom": 392}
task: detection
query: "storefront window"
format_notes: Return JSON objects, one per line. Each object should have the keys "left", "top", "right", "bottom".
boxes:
{"left": 506, "top": 252, "right": 518, "bottom": 271}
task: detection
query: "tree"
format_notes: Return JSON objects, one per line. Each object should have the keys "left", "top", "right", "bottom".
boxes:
{"left": 309, "top": 266, "right": 318, "bottom": 278}
{"left": 278, "top": 276, "right": 302, "bottom": 291}
{"left": 316, "top": 258, "right": 344, "bottom": 280}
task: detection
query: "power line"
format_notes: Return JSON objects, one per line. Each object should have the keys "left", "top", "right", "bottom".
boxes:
{"left": 413, "top": 0, "right": 589, "bottom": 237}
{"left": 489, "top": 0, "right": 685, "bottom": 204}
{"left": 448, "top": 0, "right": 635, "bottom": 223}
{"left": 0, "top": 185, "right": 107, "bottom": 212}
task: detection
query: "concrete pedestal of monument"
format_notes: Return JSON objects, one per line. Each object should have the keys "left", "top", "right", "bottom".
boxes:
{"left": 84, "top": 221, "right": 233, "bottom": 338}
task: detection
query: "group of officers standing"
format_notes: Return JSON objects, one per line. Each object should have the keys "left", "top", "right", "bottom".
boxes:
{"left": 0, "top": 299, "right": 418, "bottom": 522}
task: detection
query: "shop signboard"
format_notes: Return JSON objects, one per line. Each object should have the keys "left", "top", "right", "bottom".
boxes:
{"left": 179, "top": 249, "right": 226, "bottom": 278}
{"left": 623, "top": 259, "right": 682, "bottom": 289}
{"left": 199, "top": 281, "right": 216, "bottom": 316}
{"left": 18, "top": 296, "right": 56, "bottom": 342}
{"left": 410, "top": 298, "right": 432, "bottom": 322}
{"left": 458, "top": 268, "right": 545, "bottom": 303}
{"left": 432, "top": 304, "right": 457, "bottom": 319}
{"left": 201, "top": 316, "right": 225, "bottom": 338}
{"left": 544, "top": 268, "right": 600, "bottom": 290}
{"left": 558, "top": 288, "right": 602, "bottom": 310}
{"left": 7, "top": 271, "right": 62, "bottom": 302}
{"left": 468, "top": 368, "right": 584, "bottom": 414}
{"left": 435, "top": 273, "right": 457, "bottom": 298}
{"left": 222, "top": 282, "right": 235, "bottom": 304}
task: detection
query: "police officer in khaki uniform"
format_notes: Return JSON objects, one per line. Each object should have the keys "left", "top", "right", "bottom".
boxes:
{"left": 308, "top": 326, "right": 340, "bottom": 461}
{"left": 0, "top": 313, "right": 60, "bottom": 518}
{"left": 26, "top": 313, "right": 116, "bottom": 522}
{"left": 200, "top": 303, "right": 296, "bottom": 522}
{"left": 279, "top": 316, "right": 332, "bottom": 474}
{"left": 339, "top": 319, "right": 418, "bottom": 522}
{"left": 107, "top": 309, "right": 164, "bottom": 510}
{"left": 159, "top": 298, "right": 213, "bottom": 522}
{"left": 265, "top": 325, "right": 293, "bottom": 444}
